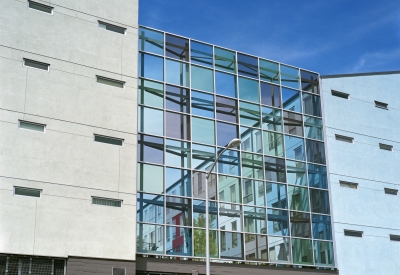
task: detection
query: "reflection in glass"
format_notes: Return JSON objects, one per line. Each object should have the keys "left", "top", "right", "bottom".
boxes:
{"left": 261, "top": 82, "right": 281, "bottom": 107}
{"left": 259, "top": 59, "right": 279, "bottom": 84}
{"left": 288, "top": 186, "right": 309, "bottom": 212}
{"left": 286, "top": 160, "right": 307, "bottom": 186}
{"left": 166, "top": 226, "right": 192, "bottom": 256}
{"left": 303, "top": 93, "right": 321, "bottom": 117}
{"left": 137, "top": 163, "right": 163, "bottom": 193}
{"left": 266, "top": 182, "right": 287, "bottom": 209}
{"left": 216, "top": 95, "right": 238, "bottom": 123}
{"left": 138, "top": 78, "right": 164, "bottom": 108}
{"left": 137, "top": 134, "right": 164, "bottom": 164}
{"left": 139, "top": 27, "right": 164, "bottom": 55}
{"left": 219, "top": 203, "right": 242, "bottom": 231}
{"left": 192, "top": 144, "right": 215, "bottom": 172}
{"left": 192, "top": 117, "right": 215, "bottom": 145}
{"left": 165, "top": 34, "right": 189, "bottom": 61}
{"left": 292, "top": 238, "right": 313, "bottom": 265}
{"left": 244, "top": 206, "right": 266, "bottom": 234}
{"left": 306, "top": 139, "right": 326, "bottom": 164}
{"left": 264, "top": 157, "right": 286, "bottom": 182}
{"left": 166, "top": 197, "right": 192, "bottom": 226}
{"left": 192, "top": 172, "right": 217, "bottom": 200}
{"left": 308, "top": 164, "right": 327, "bottom": 189}
{"left": 262, "top": 107, "right": 282, "bottom": 132}
{"left": 137, "top": 193, "right": 164, "bottom": 223}
{"left": 313, "top": 241, "right": 334, "bottom": 266}
{"left": 238, "top": 77, "right": 260, "bottom": 103}
{"left": 245, "top": 234, "right": 268, "bottom": 261}
{"left": 165, "top": 167, "right": 191, "bottom": 197}
{"left": 239, "top": 101, "right": 261, "bottom": 127}
{"left": 304, "top": 116, "right": 323, "bottom": 141}
{"left": 290, "top": 211, "right": 311, "bottom": 238}
{"left": 268, "top": 236, "right": 291, "bottom": 262}
{"left": 138, "top": 106, "right": 163, "bottom": 136}
{"left": 191, "top": 91, "right": 214, "bottom": 118}
{"left": 165, "top": 59, "right": 189, "bottom": 87}
{"left": 237, "top": 53, "right": 258, "bottom": 79}
{"left": 165, "top": 85, "right": 190, "bottom": 113}
{"left": 310, "top": 189, "right": 330, "bottom": 214}
{"left": 194, "top": 229, "right": 219, "bottom": 258}
{"left": 215, "top": 71, "right": 237, "bottom": 98}
{"left": 139, "top": 53, "right": 164, "bottom": 81}
{"left": 220, "top": 232, "right": 243, "bottom": 260}
{"left": 165, "top": 139, "right": 190, "bottom": 168}
{"left": 282, "top": 87, "right": 301, "bottom": 113}
{"left": 280, "top": 65, "right": 299, "bottom": 89}
{"left": 285, "top": 135, "right": 305, "bottom": 161}
{"left": 193, "top": 200, "right": 218, "bottom": 229}
{"left": 137, "top": 223, "right": 164, "bottom": 254}
{"left": 312, "top": 214, "right": 332, "bottom": 240}
{"left": 241, "top": 152, "right": 263, "bottom": 180}
{"left": 267, "top": 208, "right": 289, "bottom": 236}
{"left": 218, "top": 175, "right": 241, "bottom": 203}
{"left": 191, "top": 65, "right": 214, "bottom": 93}
{"left": 165, "top": 112, "right": 190, "bottom": 140}
{"left": 217, "top": 122, "right": 238, "bottom": 148}
{"left": 242, "top": 179, "right": 265, "bottom": 206}
{"left": 214, "top": 47, "right": 236, "bottom": 73}
{"left": 263, "top": 131, "right": 284, "bottom": 157}
{"left": 283, "top": 111, "right": 303, "bottom": 136}
{"left": 301, "top": 70, "right": 319, "bottom": 94}
{"left": 217, "top": 149, "right": 240, "bottom": 176}
{"left": 240, "top": 127, "right": 262, "bottom": 154}
{"left": 191, "top": 41, "right": 213, "bottom": 67}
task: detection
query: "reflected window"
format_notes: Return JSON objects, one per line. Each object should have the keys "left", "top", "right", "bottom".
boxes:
{"left": 137, "top": 223, "right": 164, "bottom": 253}
{"left": 218, "top": 175, "right": 241, "bottom": 203}
{"left": 303, "top": 93, "right": 321, "bottom": 117}
{"left": 165, "top": 112, "right": 190, "bottom": 140}
{"left": 243, "top": 206, "right": 266, "bottom": 234}
{"left": 306, "top": 139, "right": 326, "bottom": 164}
{"left": 263, "top": 131, "right": 284, "bottom": 157}
{"left": 192, "top": 172, "right": 217, "bottom": 200}
{"left": 192, "top": 144, "right": 216, "bottom": 172}
{"left": 312, "top": 214, "right": 332, "bottom": 240}
{"left": 215, "top": 71, "right": 237, "bottom": 98}
{"left": 165, "top": 59, "right": 189, "bottom": 87}
{"left": 290, "top": 211, "right": 311, "bottom": 238}
{"left": 282, "top": 88, "right": 301, "bottom": 113}
{"left": 219, "top": 203, "right": 242, "bottom": 231}
{"left": 217, "top": 122, "right": 238, "bottom": 148}
{"left": 267, "top": 208, "right": 289, "bottom": 236}
{"left": 241, "top": 152, "right": 263, "bottom": 180}
{"left": 137, "top": 163, "right": 164, "bottom": 194}
{"left": 215, "top": 47, "right": 236, "bottom": 73}
{"left": 283, "top": 111, "right": 303, "bottom": 136}
{"left": 264, "top": 157, "right": 286, "bottom": 182}
{"left": 191, "top": 65, "right": 214, "bottom": 93}
{"left": 138, "top": 79, "right": 164, "bottom": 108}
{"left": 220, "top": 232, "right": 243, "bottom": 260}
{"left": 237, "top": 53, "right": 258, "bottom": 79}
{"left": 280, "top": 65, "right": 299, "bottom": 89}
{"left": 166, "top": 226, "right": 192, "bottom": 256}
{"left": 244, "top": 234, "right": 268, "bottom": 261}
{"left": 314, "top": 241, "right": 334, "bottom": 266}
{"left": 292, "top": 238, "right": 313, "bottom": 265}
{"left": 304, "top": 116, "right": 323, "bottom": 141}
{"left": 239, "top": 101, "right": 261, "bottom": 128}
{"left": 139, "top": 53, "right": 164, "bottom": 81}
{"left": 192, "top": 117, "right": 215, "bottom": 145}
{"left": 240, "top": 127, "right": 262, "bottom": 154}
{"left": 137, "top": 193, "right": 164, "bottom": 223}
{"left": 217, "top": 149, "right": 240, "bottom": 176}
{"left": 139, "top": 27, "right": 164, "bottom": 55}
{"left": 166, "top": 197, "right": 192, "bottom": 226}
{"left": 310, "top": 189, "right": 330, "bottom": 214}
{"left": 308, "top": 164, "right": 327, "bottom": 189}
{"left": 286, "top": 160, "right": 307, "bottom": 186}
{"left": 165, "top": 34, "right": 189, "bottom": 61}
{"left": 191, "top": 41, "right": 213, "bottom": 67}
{"left": 242, "top": 180, "right": 265, "bottom": 206}
{"left": 165, "top": 85, "right": 190, "bottom": 113}
{"left": 261, "top": 82, "right": 281, "bottom": 108}
{"left": 238, "top": 77, "right": 260, "bottom": 103}
{"left": 300, "top": 70, "right": 319, "bottom": 94}
{"left": 268, "top": 236, "right": 291, "bottom": 262}
{"left": 262, "top": 107, "right": 282, "bottom": 132}
{"left": 284, "top": 135, "right": 305, "bottom": 161}
{"left": 138, "top": 106, "right": 164, "bottom": 136}
{"left": 165, "top": 167, "right": 191, "bottom": 197}
{"left": 137, "top": 134, "right": 164, "bottom": 164}
{"left": 191, "top": 90, "right": 214, "bottom": 118}
{"left": 216, "top": 96, "right": 238, "bottom": 123}
{"left": 288, "top": 186, "right": 309, "bottom": 212}
{"left": 165, "top": 139, "right": 190, "bottom": 168}
{"left": 266, "top": 182, "right": 287, "bottom": 209}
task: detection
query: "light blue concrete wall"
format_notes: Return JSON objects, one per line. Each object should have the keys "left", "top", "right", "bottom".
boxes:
{"left": 322, "top": 73, "right": 400, "bottom": 275}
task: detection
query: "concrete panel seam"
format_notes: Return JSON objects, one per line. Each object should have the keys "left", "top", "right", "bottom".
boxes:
{"left": 330, "top": 173, "right": 400, "bottom": 188}
{"left": 334, "top": 222, "right": 400, "bottom": 231}
{"left": 326, "top": 126, "right": 400, "bottom": 144}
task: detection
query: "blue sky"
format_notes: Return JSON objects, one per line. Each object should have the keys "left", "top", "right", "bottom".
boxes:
{"left": 139, "top": 0, "right": 400, "bottom": 75}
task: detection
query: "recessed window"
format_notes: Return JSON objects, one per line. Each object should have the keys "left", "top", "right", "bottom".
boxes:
{"left": 339, "top": 180, "right": 358, "bottom": 189}
{"left": 19, "top": 120, "right": 46, "bottom": 132}
{"left": 94, "top": 134, "right": 124, "bottom": 146}
{"left": 374, "top": 100, "right": 388, "bottom": 109}
{"left": 28, "top": 1, "right": 53, "bottom": 14}
{"left": 344, "top": 230, "right": 363, "bottom": 237}
{"left": 335, "top": 134, "right": 353, "bottom": 143}
{"left": 384, "top": 188, "right": 398, "bottom": 195}
{"left": 98, "top": 21, "right": 126, "bottom": 34}
{"left": 14, "top": 187, "right": 41, "bottom": 198}
{"left": 96, "top": 76, "right": 125, "bottom": 88}
{"left": 23, "top": 58, "right": 49, "bottom": 71}
{"left": 92, "top": 197, "right": 122, "bottom": 207}
{"left": 379, "top": 143, "right": 393, "bottom": 151}
{"left": 390, "top": 235, "right": 400, "bottom": 242}
{"left": 112, "top": 268, "right": 126, "bottom": 275}
{"left": 331, "top": 90, "right": 349, "bottom": 99}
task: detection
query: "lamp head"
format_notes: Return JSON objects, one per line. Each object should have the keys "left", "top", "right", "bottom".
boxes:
{"left": 227, "top": 138, "right": 241, "bottom": 149}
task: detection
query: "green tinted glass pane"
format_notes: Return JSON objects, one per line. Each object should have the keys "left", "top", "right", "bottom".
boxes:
{"left": 218, "top": 175, "right": 241, "bottom": 203}
{"left": 284, "top": 135, "right": 305, "bottom": 161}
{"left": 137, "top": 223, "right": 164, "bottom": 253}
{"left": 192, "top": 144, "right": 216, "bottom": 172}
{"left": 137, "top": 163, "right": 164, "bottom": 193}
{"left": 263, "top": 131, "right": 284, "bottom": 157}
{"left": 166, "top": 139, "right": 190, "bottom": 168}
{"left": 138, "top": 79, "right": 164, "bottom": 108}
{"left": 166, "top": 59, "right": 189, "bottom": 87}
{"left": 19, "top": 121, "right": 45, "bottom": 132}
{"left": 192, "top": 117, "right": 215, "bottom": 145}
{"left": 313, "top": 241, "right": 334, "bottom": 266}
{"left": 191, "top": 91, "right": 214, "bottom": 118}
{"left": 280, "top": 65, "right": 299, "bottom": 89}
{"left": 267, "top": 208, "right": 289, "bottom": 236}
{"left": 138, "top": 27, "right": 164, "bottom": 55}
{"left": 259, "top": 59, "right": 279, "bottom": 84}
{"left": 217, "top": 149, "right": 240, "bottom": 176}
{"left": 288, "top": 186, "right": 309, "bottom": 211}
{"left": 215, "top": 47, "right": 236, "bottom": 73}
{"left": 242, "top": 179, "right": 265, "bottom": 206}
{"left": 194, "top": 229, "right": 219, "bottom": 258}
{"left": 239, "top": 101, "right": 261, "bottom": 127}
{"left": 304, "top": 116, "right": 323, "bottom": 141}
{"left": 290, "top": 211, "right": 311, "bottom": 238}
{"left": 191, "top": 65, "right": 214, "bottom": 92}
{"left": 268, "top": 236, "right": 291, "bottom": 262}
{"left": 243, "top": 206, "right": 266, "bottom": 233}
{"left": 193, "top": 200, "right": 218, "bottom": 228}
{"left": 286, "top": 160, "right": 307, "bottom": 186}
{"left": 238, "top": 77, "right": 259, "bottom": 103}
{"left": 138, "top": 106, "right": 163, "bottom": 136}
{"left": 292, "top": 238, "right": 313, "bottom": 265}
{"left": 139, "top": 53, "right": 164, "bottom": 81}
{"left": 240, "top": 127, "right": 263, "bottom": 154}
{"left": 262, "top": 107, "right": 282, "bottom": 132}
{"left": 241, "top": 152, "right": 263, "bottom": 180}
{"left": 191, "top": 41, "right": 213, "bottom": 67}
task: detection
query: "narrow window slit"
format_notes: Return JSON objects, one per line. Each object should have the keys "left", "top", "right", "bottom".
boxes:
{"left": 331, "top": 90, "right": 349, "bottom": 99}
{"left": 335, "top": 134, "right": 353, "bottom": 143}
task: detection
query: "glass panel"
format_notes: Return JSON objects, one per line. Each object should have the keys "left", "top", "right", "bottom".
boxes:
{"left": 268, "top": 236, "right": 291, "bottom": 262}
{"left": 261, "top": 82, "right": 281, "bottom": 108}
{"left": 286, "top": 160, "right": 307, "bottom": 186}
{"left": 238, "top": 77, "right": 259, "bottom": 103}
{"left": 193, "top": 229, "right": 219, "bottom": 258}
{"left": 137, "top": 134, "right": 164, "bottom": 164}
{"left": 290, "top": 211, "right": 311, "bottom": 238}
{"left": 191, "top": 65, "right": 214, "bottom": 93}
{"left": 136, "top": 223, "right": 164, "bottom": 253}
{"left": 308, "top": 164, "right": 328, "bottom": 189}
{"left": 240, "top": 127, "right": 262, "bottom": 154}
{"left": 191, "top": 91, "right": 214, "bottom": 118}
{"left": 264, "top": 157, "right": 286, "bottom": 182}
{"left": 282, "top": 88, "right": 301, "bottom": 113}
{"left": 191, "top": 41, "right": 213, "bottom": 67}
{"left": 165, "top": 112, "right": 190, "bottom": 140}
{"left": 283, "top": 111, "right": 303, "bottom": 136}
{"left": 219, "top": 203, "right": 242, "bottom": 231}
{"left": 262, "top": 107, "right": 282, "bottom": 132}
{"left": 292, "top": 238, "right": 313, "bottom": 265}
{"left": 244, "top": 234, "right": 268, "bottom": 261}
{"left": 259, "top": 59, "right": 279, "bottom": 84}
{"left": 243, "top": 206, "right": 266, "bottom": 234}
{"left": 303, "top": 93, "right": 321, "bottom": 117}
{"left": 138, "top": 79, "right": 164, "bottom": 108}
{"left": 267, "top": 208, "right": 289, "bottom": 236}
{"left": 217, "top": 122, "right": 238, "bottom": 147}
{"left": 239, "top": 101, "right": 261, "bottom": 127}
{"left": 266, "top": 182, "right": 287, "bottom": 209}
{"left": 192, "top": 171, "right": 217, "bottom": 200}
{"left": 310, "top": 189, "right": 330, "bottom": 214}
{"left": 237, "top": 53, "right": 258, "bottom": 79}
{"left": 137, "top": 193, "right": 164, "bottom": 223}
{"left": 165, "top": 167, "right": 191, "bottom": 197}
{"left": 214, "top": 47, "right": 236, "bottom": 73}
{"left": 301, "top": 70, "right": 319, "bottom": 94}
{"left": 314, "top": 241, "right": 334, "bottom": 266}
{"left": 165, "top": 139, "right": 190, "bottom": 168}
{"left": 306, "top": 139, "right": 326, "bottom": 164}
{"left": 280, "top": 65, "right": 299, "bottom": 89}
{"left": 192, "top": 117, "right": 215, "bottom": 145}
{"left": 192, "top": 144, "right": 216, "bottom": 172}
{"left": 165, "top": 85, "right": 189, "bottom": 113}
{"left": 241, "top": 152, "right": 263, "bottom": 180}
{"left": 193, "top": 200, "right": 218, "bottom": 229}
{"left": 215, "top": 71, "right": 237, "bottom": 98}
{"left": 242, "top": 179, "right": 265, "bottom": 206}
{"left": 304, "top": 116, "right": 323, "bottom": 141}
{"left": 216, "top": 96, "right": 238, "bottom": 123}
{"left": 288, "top": 186, "right": 309, "bottom": 212}
{"left": 285, "top": 135, "right": 305, "bottom": 161}
{"left": 165, "top": 34, "right": 189, "bottom": 61}
{"left": 165, "top": 59, "right": 189, "bottom": 87}
{"left": 263, "top": 131, "right": 284, "bottom": 157}
{"left": 138, "top": 27, "right": 164, "bottom": 55}
{"left": 138, "top": 106, "right": 164, "bottom": 136}
{"left": 217, "top": 149, "right": 240, "bottom": 176}
{"left": 137, "top": 163, "right": 163, "bottom": 193}
{"left": 220, "top": 232, "right": 243, "bottom": 259}
{"left": 218, "top": 175, "right": 241, "bottom": 203}
{"left": 139, "top": 53, "right": 164, "bottom": 81}
{"left": 166, "top": 197, "right": 192, "bottom": 226}
{"left": 166, "top": 226, "right": 192, "bottom": 256}
{"left": 312, "top": 214, "right": 332, "bottom": 240}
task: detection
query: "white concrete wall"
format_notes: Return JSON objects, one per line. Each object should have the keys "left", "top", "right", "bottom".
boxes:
{"left": 0, "top": 0, "right": 138, "bottom": 260}
{"left": 322, "top": 73, "right": 400, "bottom": 275}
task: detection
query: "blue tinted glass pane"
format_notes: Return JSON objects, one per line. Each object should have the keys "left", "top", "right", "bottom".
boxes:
{"left": 263, "top": 131, "right": 284, "bottom": 157}
{"left": 262, "top": 107, "right": 282, "bottom": 132}
{"left": 284, "top": 135, "right": 305, "bottom": 161}
{"left": 261, "top": 82, "right": 281, "bottom": 107}
{"left": 217, "top": 149, "right": 240, "bottom": 176}
{"left": 191, "top": 65, "right": 214, "bottom": 92}
{"left": 304, "top": 116, "right": 323, "bottom": 141}
{"left": 240, "top": 127, "right": 263, "bottom": 154}
{"left": 310, "top": 189, "right": 330, "bottom": 214}
{"left": 191, "top": 41, "right": 213, "bottom": 67}
{"left": 139, "top": 53, "right": 164, "bottom": 81}
{"left": 214, "top": 47, "right": 236, "bottom": 73}
{"left": 166, "top": 59, "right": 189, "bottom": 87}
{"left": 238, "top": 77, "right": 259, "bottom": 103}
{"left": 137, "top": 193, "right": 164, "bottom": 223}
{"left": 165, "top": 139, "right": 190, "bottom": 168}
{"left": 301, "top": 70, "right": 319, "bottom": 94}
{"left": 306, "top": 139, "right": 326, "bottom": 164}
{"left": 242, "top": 179, "right": 265, "bottom": 206}
{"left": 280, "top": 65, "right": 299, "bottom": 89}
{"left": 192, "top": 144, "right": 216, "bottom": 172}
{"left": 264, "top": 157, "right": 286, "bottom": 182}
{"left": 192, "top": 117, "right": 215, "bottom": 145}
{"left": 219, "top": 203, "right": 242, "bottom": 231}
{"left": 138, "top": 79, "right": 164, "bottom": 108}
{"left": 239, "top": 101, "right": 261, "bottom": 128}
{"left": 268, "top": 236, "right": 291, "bottom": 262}
{"left": 286, "top": 160, "right": 307, "bottom": 186}
{"left": 138, "top": 106, "right": 164, "bottom": 136}
{"left": 217, "top": 122, "right": 238, "bottom": 147}
{"left": 237, "top": 53, "right": 258, "bottom": 79}
{"left": 282, "top": 88, "right": 301, "bottom": 113}
{"left": 292, "top": 239, "right": 313, "bottom": 265}
{"left": 259, "top": 59, "right": 279, "bottom": 84}
{"left": 314, "top": 241, "right": 334, "bottom": 266}
{"left": 166, "top": 34, "right": 189, "bottom": 61}
{"left": 312, "top": 214, "right": 332, "bottom": 240}
{"left": 218, "top": 175, "right": 241, "bottom": 203}
{"left": 215, "top": 71, "right": 237, "bottom": 98}
{"left": 220, "top": 232, "right": 243, "bottom": 260}
{"left": 139, "top": 27, "right": 164, "bottom": 55}
{"left": 267, "top": 208, "right": 289, "bottom": 236}
{"left": 166, "top": 85, "right": 190, "bottom": 113}
{"left": 138, "top": 163, "right": 164, "bottom": 193}
{"left": 166, "top": 197, "right": 192, "bottom": 226}
{"left": 191, "top": 91, "right": 214, "bottom": 118}
{"left": 303, "top": 93, "right": 321, "bottom": 117}
{"left": 137, "top": 223, "right": 164, "bottom": 253}
{"left": 241, "top": 152, "right": 263, "bottom": 180}
{"left": 193, "top": 200, "right": 218, "bottom": 229}
{"left": 308, "top": 164, "right": 327, "bottom": 189}
{"left": 290, "top": 211, "right": 311, "bottom": 238}
{"left": 166, "top": 226, "right": 192, "bottom": 256}
{"left": 137, "top": 134, "right": 164, "bottom": 164}
{"left": 266, "top": 182, "right": 287, "bottom": 209}
{"left": 166, "top": 167, "right": 191, "bottom": 197}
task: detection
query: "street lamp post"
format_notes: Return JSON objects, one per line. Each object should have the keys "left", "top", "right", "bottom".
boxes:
{"left": 204, "top": 138, "right": 241, "bottom": 275}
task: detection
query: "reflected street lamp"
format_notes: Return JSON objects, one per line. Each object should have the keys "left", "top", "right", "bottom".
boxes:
{"left": 204, "top": 138, "right": 241, "bottom": 275}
